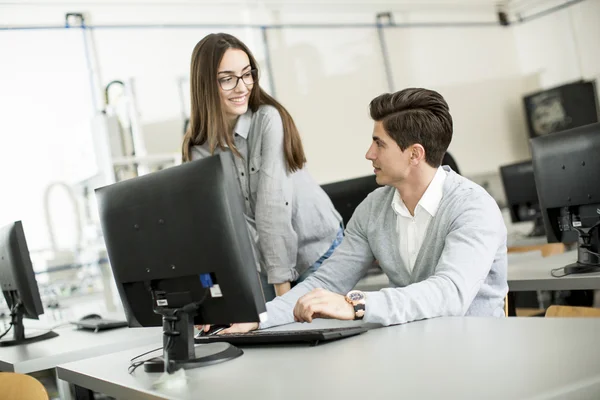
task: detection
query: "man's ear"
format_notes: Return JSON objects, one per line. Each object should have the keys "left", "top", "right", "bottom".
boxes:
{"left": 410, "top": 144, "right": 426, "bottom": 165}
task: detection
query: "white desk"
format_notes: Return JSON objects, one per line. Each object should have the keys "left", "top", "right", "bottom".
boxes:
{"left": 0, "top": 324, "right": 161, "bottom": 399}
{"left": 57, "top": 317, "right": 600, "bottom": 400}
{"left": 507, "top": 234, "right": 549, "bottom": 249}
{"left": 356, "top": 250, "right": 600, "bottom": 293}
{"left": 508, "top": 250, "right": 600, "bottom": 291}
{"left": 0, "top": 325, "right": 161, "bottom": 373}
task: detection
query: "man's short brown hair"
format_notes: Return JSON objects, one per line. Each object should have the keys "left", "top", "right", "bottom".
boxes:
{"left": 369, "top": 88, "right": 453, "bottom": 168}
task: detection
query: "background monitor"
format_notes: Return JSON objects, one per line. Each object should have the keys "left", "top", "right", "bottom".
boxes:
{"left": 499, "top": 160, "right": 545, "bottom": 237}
{"left": 321, "top": 175, "right": 381, "bottom": 229}
{"left": 523, "top": 80, "right": 599, "bottom": 138}
{"left": 531, "top": 122, "right": 600, "bottom": 275}
{"left": 96, "top": 152, "right": 267, "bottom": 373}
{"left": 0, "top": 221, "right": 59, "bottom": 346}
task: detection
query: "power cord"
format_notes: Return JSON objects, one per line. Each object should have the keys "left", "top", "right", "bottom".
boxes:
{"left": 128, "top": 346, "right": 164, "bottom": 374}
{"left": 0, "top": 323, "right": 13, "bottom": 340}
{"left": 551, "top": 264, "right": 600, "bottom": 278}
{"left": 0, "top": 294, "right": 19, "bottom": 341}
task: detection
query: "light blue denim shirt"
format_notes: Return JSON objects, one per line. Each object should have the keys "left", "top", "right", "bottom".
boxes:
{"left": 191, "top": 105, "right": 342, "bottom": 284}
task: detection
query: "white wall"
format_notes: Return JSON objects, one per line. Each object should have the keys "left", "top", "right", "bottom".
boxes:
{"left": 6, "top": 1, "right": 582, "bottom": 251}
{"left": 513, "top": 0, "right": 600, "bottom": 95}
{"left": 0, "top": 29, "right": 94, "bottom": 252}
{"left": 385, "top": 26, "right": 537, "bottom": 175}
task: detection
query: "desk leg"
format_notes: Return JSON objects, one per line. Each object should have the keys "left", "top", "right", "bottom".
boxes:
{"left": 507, "top": 292, "right": 517, "bottom": 317}
{"left": 74, "top": 385, "right": 95, "bottom": 400}
{"left": 56, "top": 377, "right": 73, "bottom": 400}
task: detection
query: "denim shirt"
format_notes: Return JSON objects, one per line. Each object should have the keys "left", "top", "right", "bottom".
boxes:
{"left": 191, "top": 105, "right": 342, "bottom": 283}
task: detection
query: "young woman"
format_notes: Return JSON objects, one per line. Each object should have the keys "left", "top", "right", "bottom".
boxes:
{"left": 182, "top": 33, "right": 343, "bottom": 301}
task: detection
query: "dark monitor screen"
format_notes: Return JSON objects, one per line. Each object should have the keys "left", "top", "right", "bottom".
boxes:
{"left": 0, "top": 221, "right": 58, "bottom": 346}
{"left": 321, "top": 175, "right": 381, "bottom": 228}
{"left": 95, "top": 152, "right": 267, "bottom": 372}
{"left": 524, "top": 80, "right": 599, "bottom": 138}
{"left": 500, "top": 160, "right": 540, "bottom": 223}
{"left": 531, "top": 122, "right": 600, "bottom": 274}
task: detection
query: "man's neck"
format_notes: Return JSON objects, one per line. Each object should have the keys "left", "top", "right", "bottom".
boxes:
{"left": 394, "top": 166, "right": 438, "bottom": 216}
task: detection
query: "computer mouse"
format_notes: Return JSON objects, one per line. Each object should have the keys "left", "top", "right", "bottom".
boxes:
{"left": 80, "top": 313, "right": 102, "bottom": 321}
{"left": 196, "top": 324, "right": 230, "bottom": 337}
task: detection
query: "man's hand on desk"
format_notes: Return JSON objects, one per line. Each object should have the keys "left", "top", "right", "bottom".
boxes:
{"left": 294, "top": 288, "right": 355, "bottom": 323}
{"left": 274, "top": 282, "right": 291, "bottom": 297}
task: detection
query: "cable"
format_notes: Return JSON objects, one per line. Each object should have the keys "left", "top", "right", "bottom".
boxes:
{"left": 130, "top": 346, "right": 164, "bottom": 364}
{"left": 0, "top": 324, "right": 13, "bottom": 340}
{"left": 0, "top": 295, "right": 19, "bottom": 341}
{"left": 128, "top": 346, "right": 163, "bottom": 374}
{"left": 551, "top": 264, "right": 600, "bottom": 278}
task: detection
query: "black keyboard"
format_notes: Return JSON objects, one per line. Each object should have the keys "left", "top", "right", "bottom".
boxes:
{"left": 71, "top": 319, "right": 128, "bottom": 332}
{"left": 194, "top": 326, "right": 368, "bottom": 346}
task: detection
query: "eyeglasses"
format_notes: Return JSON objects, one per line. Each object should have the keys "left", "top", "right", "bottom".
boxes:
{"left": 218, "top": 69, "right": 258, "bottom": 91}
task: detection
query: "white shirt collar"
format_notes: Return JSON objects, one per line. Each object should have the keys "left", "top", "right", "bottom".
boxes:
{"left": 233, "top": 108, "right": 253, "bottom": 139}
{"left": 392, "top": 167, "right": 447, "bottom": 218}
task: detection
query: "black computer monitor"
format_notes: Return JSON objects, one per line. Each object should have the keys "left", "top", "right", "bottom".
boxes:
{"left": 524, "top": 80, "right": 599, "bottom": 138}
{"left": 531, "top": 122, "right": 600, "bottom": 275}
{"left": 0, "top": 221, "right": 59, "bottom": 346}
{"left": 321, "top": 175, "right": 381, "bottom": 229}
{"left": 499, "top": 160, "right": 545, "bottom": 237}
{"left": 96, "top": 152, "right": 267, "bottom": 373}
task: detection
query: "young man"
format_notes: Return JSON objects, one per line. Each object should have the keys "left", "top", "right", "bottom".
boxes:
{"left": 222, "top": 88, "right": 508, "bottom": 332}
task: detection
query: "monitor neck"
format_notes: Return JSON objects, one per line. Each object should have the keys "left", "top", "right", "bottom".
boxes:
{"left": 0, "top": 291, "right": 59, "bottom": 347}
{"left": 140, "top": 295, "right": 243, "bottom": 373}
{"left": 563, "top": 220, "right": 600, "bottom": 275}
{"left": 161, "top": 307, "right": 196, "bottom": 366}
{"left": 10, "top": 297, "right": 26, "bottom": 342}
{"left": 529, "top": 215, "right": 546, "bottom": 237}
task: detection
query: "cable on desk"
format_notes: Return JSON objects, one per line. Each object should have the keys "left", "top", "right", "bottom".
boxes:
{"left": 128, "top": 346, "right": 163, "bottom": 374}
{"left": 0, "top": 323, "right": 13, "bottom": 340}
{"left": 551, "top": 264, "right": 600, "bottom": 278}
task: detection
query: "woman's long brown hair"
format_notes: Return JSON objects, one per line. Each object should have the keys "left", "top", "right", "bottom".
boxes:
{"left": 182, "top": 33, "right": 306, "bottom": 172}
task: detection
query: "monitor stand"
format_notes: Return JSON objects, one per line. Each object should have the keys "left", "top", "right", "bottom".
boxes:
{"left": 527, "top": 215, "right": 547, "bottom": 237}
{"left": 563, "top": 227, "right": 600, "bottom": 275}
{"left": 563, "top": 247, "right": 600, "bottom": 275}
{"left": 0, "top": 304, "right": 59, "bottom": 347}
{"left": 142, "top": 306, "right": 242, "bottom": 373}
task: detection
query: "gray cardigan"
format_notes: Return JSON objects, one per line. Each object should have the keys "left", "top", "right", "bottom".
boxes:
{"left": 192, "top": 105, "right": 342, "bottom": 284}
{"left": 262, "top": 168, "right": 508, "bottom": 327}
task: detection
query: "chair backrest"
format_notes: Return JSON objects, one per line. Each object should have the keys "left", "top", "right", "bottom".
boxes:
{"left": 545, "top": 305, "right": 600, "bottom": 318}
{"left": 321, "top": 175, "right": 381, "bottom": 228}
{"left": 0, "top": 373, "right": 49, "bottom": 400}
{"left": 442, "top": 152, "right": 460, "bottom": 175}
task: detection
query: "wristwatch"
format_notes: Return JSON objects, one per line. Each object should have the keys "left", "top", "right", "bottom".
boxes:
{"left": 345, "top": 290, "right": 366, "bottom": 320}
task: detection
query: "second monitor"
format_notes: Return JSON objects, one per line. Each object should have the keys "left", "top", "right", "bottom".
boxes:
{"left": 531, "top": 122, "right": 600, "bottom": 275}
{"left": 500, "top": 160, "right": 545, "bottom": 237}
{"left": 0, "top": 221, "right": 59, "bottom": 346}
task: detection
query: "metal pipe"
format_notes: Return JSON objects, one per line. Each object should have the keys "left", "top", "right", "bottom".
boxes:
{"left": 376, "top": 12, "right": 395, "bottom": 92}
{"left": 0, "top": 0, "right": 590, "bottom": 31}
{"left": 1, "top": 21, "right": 498, "bottom": 31}
{"left": 260, "top": 26, "right": 277, "bottom": 97}
{"left": 518, "top": 0, "right": 587, "bottom": 23}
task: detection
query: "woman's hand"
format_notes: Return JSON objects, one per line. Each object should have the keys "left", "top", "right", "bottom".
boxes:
{"left": 220, "top": 322, "right": 259, "bottom": 334}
